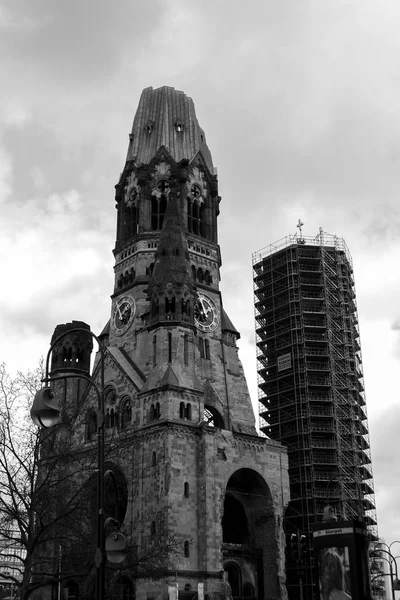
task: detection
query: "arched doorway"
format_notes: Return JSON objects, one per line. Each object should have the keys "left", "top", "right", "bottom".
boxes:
{"left": 224, "top": 562, "right": 241, "bottom": 597}
{"left": 222, "top": 495, "right": 249, "bottom": 543}
{"left": 222, "top": 469, "right": 275, "bottom": 600}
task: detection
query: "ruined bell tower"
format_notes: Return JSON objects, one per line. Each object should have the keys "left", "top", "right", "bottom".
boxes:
{"left": 49, "top": 86, "right": 290, "bottom": 600}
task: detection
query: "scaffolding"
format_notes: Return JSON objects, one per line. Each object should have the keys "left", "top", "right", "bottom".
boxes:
{"left": 253, "top": 231, "right": 378, "bottom": 600}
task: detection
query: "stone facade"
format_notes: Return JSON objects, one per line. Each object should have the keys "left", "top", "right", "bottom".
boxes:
{"left": 40, "top": 86, "right": 290, "bottom": 600}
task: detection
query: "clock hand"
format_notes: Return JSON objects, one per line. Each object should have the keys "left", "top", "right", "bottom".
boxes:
{"left": 200, "top": 297, "right": 207, "bottom": 313}
{"left": 117, "top": 304, "right": 123, "bottom": 319}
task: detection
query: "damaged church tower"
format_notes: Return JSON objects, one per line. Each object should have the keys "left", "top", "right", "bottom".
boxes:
{"left": 48, "top": 87, "right": 290, "bottom": 600}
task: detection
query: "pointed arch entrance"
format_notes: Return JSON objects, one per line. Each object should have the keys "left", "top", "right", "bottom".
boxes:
{"left": 222, "top": 468, "right": 277, "bottom": 600}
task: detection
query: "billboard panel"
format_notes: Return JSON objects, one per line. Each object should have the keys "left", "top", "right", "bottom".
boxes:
{"left": 312, "top": 520, "right": 372, "bottom": 600}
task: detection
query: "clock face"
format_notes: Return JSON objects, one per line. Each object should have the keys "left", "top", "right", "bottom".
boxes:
{"left": 112, "top": 295, "right": 136, "bottom": 335}
{"left": 194, "top": 293, "right": 219, "bottom": 332}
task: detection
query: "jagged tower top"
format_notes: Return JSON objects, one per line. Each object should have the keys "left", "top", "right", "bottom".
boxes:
{"left": 126, "top": 86, "right": 216, "bottom": 173}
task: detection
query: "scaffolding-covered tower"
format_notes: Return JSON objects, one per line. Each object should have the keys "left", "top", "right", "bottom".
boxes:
{"left": 252, "top": 231, "right": 377, "bottom": 600}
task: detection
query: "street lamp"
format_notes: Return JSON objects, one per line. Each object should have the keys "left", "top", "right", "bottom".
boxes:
{"left": 370, "top": 548, "right": 400, "bottom": 600}
{"left": 30, "top": 327, "right": 125, "bottom": 600}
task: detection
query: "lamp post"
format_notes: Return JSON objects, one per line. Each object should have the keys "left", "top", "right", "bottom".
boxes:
{"left": 370, "top": 548, "right": 400, "bottom": 600}
{"left": 30, "top": 327, "right": 112, "bottom": 600}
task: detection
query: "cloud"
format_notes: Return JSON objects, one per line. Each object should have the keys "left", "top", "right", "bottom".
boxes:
{"left": 0, "top": 143, "right": 13, "bottom": 203}
{"left": 0, "top": 0, "right": 166, "bottom": 84}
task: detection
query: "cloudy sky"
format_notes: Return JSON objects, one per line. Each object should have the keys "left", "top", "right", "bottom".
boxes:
{"left": 1, "top": 0, "right": 400, "bottom": 547}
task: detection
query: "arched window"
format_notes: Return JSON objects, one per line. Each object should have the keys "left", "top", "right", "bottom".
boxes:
{"left": 151, "top": 195, "right": 167, "bottom": 230}
{"left": 184, "top": 334, "right": 189, "bottom": 365}
{"left": 151, "top": 182, "right": 169, "bottom": 230}
{"left": 110, "top": 408, "right": 115, "bottom": 428}
{"left": 150, "top": 403, "right": 161, "bottom": 421}
{"left": 185, "top": 403, "right": 192, "bottom": 421}
{"left": 198, "top": 337, "right": 205, "bottom": 358}
{"left": 222, "top": 496, "right": 249, "bottom": 543}
{"left": 224, "top": 563, "right": 242, "bottom": 598}
{"left": 87, "top": 410, "right": 97, "bottom": 441}
{"left": 197, "top": 268, "right": 204, "bottom": 283}
{"left": 182, "top": 297, "right": 189, "bottom": 316}
{"left": 151, "top": 521, "right": 156, "bottom": 535}
{"left": 205, "top": 339, "right": 210, "bottom": 360}
{"left": 191, "top": 265, "right": 196, "bottom": 281}
{"left": 165, "top": 296, "right": 175, "bottom": 316}
{"left": 121, "top": 399, "right": 132, "bottom": 429}
{"left": 125, "top": 186, "right": 140, "bottom": 238}
{"left": 179, "top": 402, "right": 185, "bottom": 419}
{"left": 184, "top": 482, "right": 189, "bottom": 498}
{"left": 105, "top": 387, "right": 117, "bottom": 404}
{"left": 151, "top": 296, "right": 159, "bottom": 317}
{"left": 184, "top": 541, "right": 190, "bottom": 557}
{"left": 168, "top": 332, "right": 172, "bottom": 362}
{"left": 132, "top": 203, "right": 139, "bottom": 235}
{"left": 105, "top": 410, "right": 110, "bottom": 429}
{"left": 203, "top": 405, "right": 224, "bottom": 428}
{"left": 153, "top": 334, "right": 157, "bottom": 366}
{"left": 152, "top": 452, "right": 157, "bottom": 467}
{"left": 187, "top": 192, "right": 205, "bottom": 236}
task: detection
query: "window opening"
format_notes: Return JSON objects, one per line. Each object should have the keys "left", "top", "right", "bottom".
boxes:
{"left": 168, "top": 332, "right": 172, "bottom": 362}
{"left": 121, "top": 399, "right": 132, "bottom": 428}
{"left": 87, "top": 411, "right": 97, "bottom": 441}
{"left": 179, "top": 402, "right": 185, "bottom": 419}
{"left": 198, "top": 338, "right": 205, "bottom": 358}
{"left": 184, "top": 334, "right": 189, "bottom": 365}
{"left": 165, "top": 296, "right": 175, "bottom": 315}
{"left": 224, "top": 564, "right": 241, "bottom": 598}
{"left": 153, "top": 335, "right": 157, "bottom": 366}
{"left": 182, "top": 297, "right": 189, "bottom": 316}
{"left": 151, "top": 190, "right": 168, "bottom": 230}
{"left": 187, "top": 186, "right": 205, "bottom": 236}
